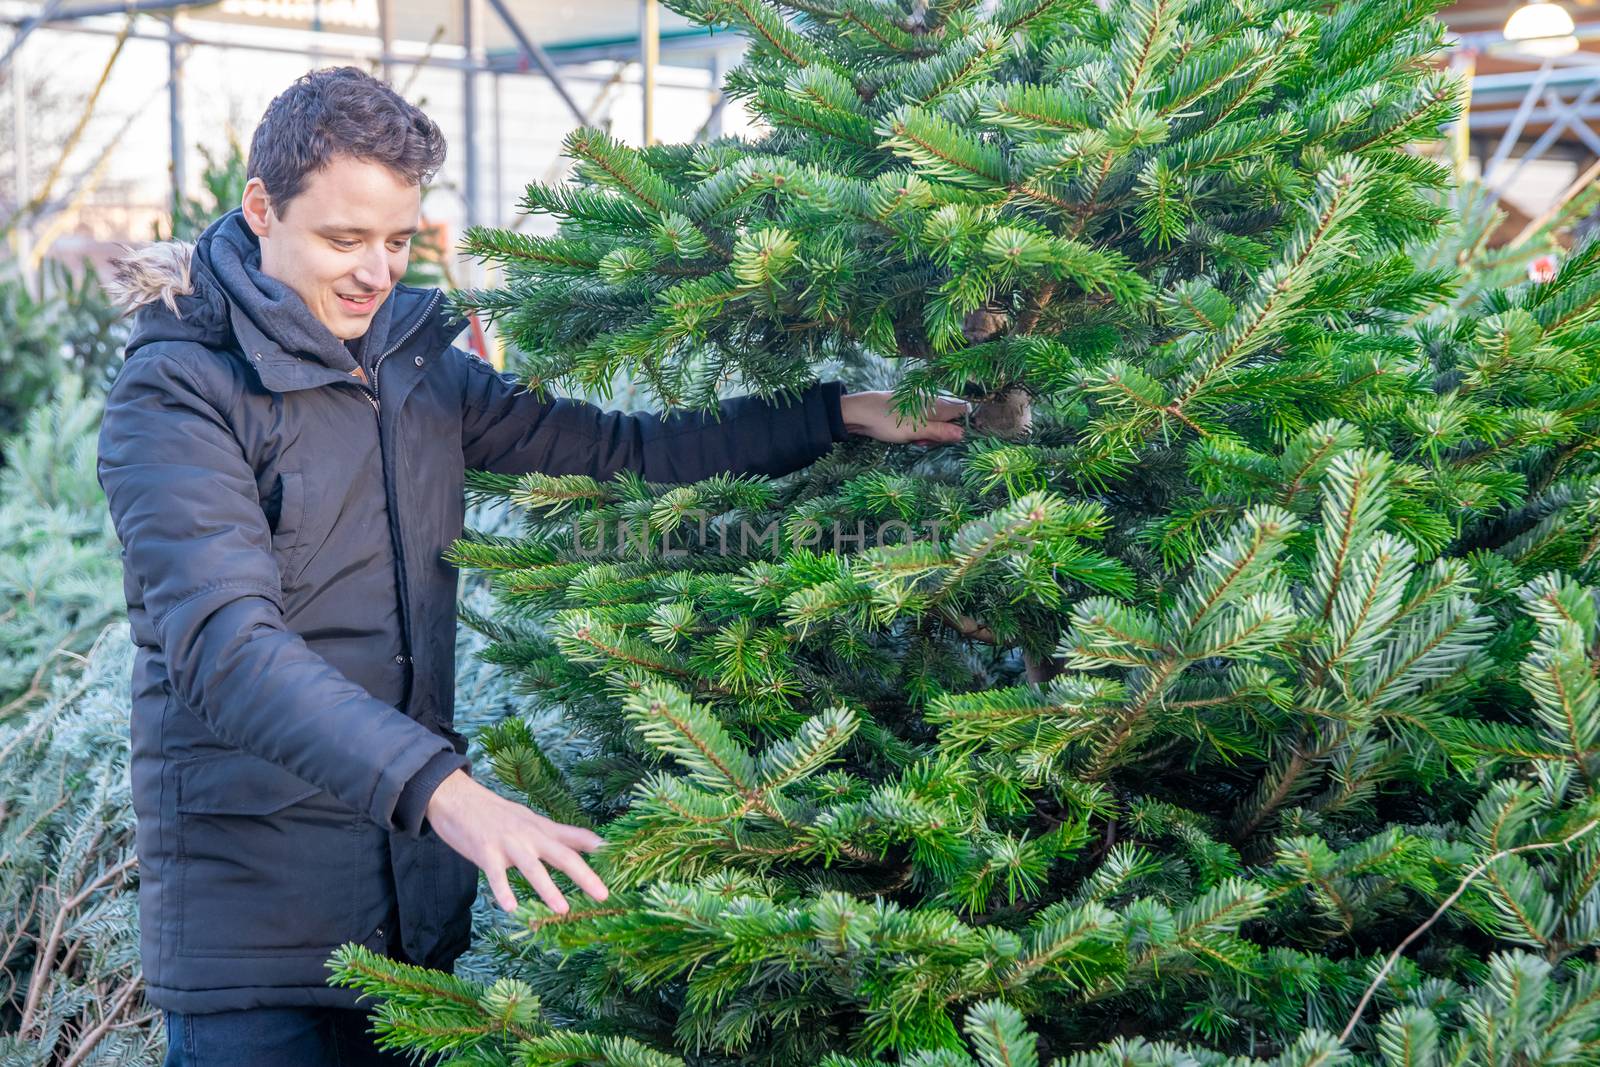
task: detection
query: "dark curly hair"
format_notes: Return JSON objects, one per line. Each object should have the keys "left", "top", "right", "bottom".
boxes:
{"left": 246, "top": 66, "right": 446, "bottom": 219}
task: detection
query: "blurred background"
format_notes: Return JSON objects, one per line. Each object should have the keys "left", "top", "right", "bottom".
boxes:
{"left": 0, "top": 0, "right": 764, "bottom": 368}
{"left": 1444, "top": 0, "right": 1600, "bottom": 240}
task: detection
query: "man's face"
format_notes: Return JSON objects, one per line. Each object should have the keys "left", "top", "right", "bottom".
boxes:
{"left": 240, "top": 154, "right": 421, "bottom": 341}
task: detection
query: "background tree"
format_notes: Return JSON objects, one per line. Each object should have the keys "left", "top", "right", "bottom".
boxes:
{"left": 0, "top": 380, "right": 124, "bottom": 719}
{"left": 332, "top": 0, "right": 1600, "bottom": 1063}
{"left": 0, "top": 263, "right": 126, "bottom": 458}
{"left": 0, "top": 624, "right": 151, "bottom": 1065}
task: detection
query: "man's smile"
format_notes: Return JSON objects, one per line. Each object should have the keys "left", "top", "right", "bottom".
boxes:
{"left": 336, "top": 290, "right": 382, "bottom": 314}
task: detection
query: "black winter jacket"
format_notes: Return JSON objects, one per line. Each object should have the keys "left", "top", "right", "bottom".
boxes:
{"left": 97, "top": 208, "right": 847, "bottom": 1012}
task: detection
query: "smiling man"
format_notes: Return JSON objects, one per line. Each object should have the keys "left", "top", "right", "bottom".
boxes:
{"left": 98, "top": 67, "right": 967, "bottom": 1066}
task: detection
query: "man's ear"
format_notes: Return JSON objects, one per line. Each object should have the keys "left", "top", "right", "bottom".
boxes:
{"left": 240, "top": 177, "right": 275, "bottom": 237}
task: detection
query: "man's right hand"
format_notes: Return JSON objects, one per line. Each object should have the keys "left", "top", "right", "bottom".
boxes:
{"left": 424, "top": 768, "right": 610, "bottom": 914}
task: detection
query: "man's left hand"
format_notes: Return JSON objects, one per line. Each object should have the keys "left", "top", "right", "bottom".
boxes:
{"left": 841, "top": 391, "right": 970, "bottom": 445}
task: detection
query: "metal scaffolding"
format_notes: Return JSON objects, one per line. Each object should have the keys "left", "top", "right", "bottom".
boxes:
{"left": 1449, "top": 17, "right": 1600, "bottom": 215}
{"left": 0, "top": 0, "right": 742, "bottom": 260}
{"left": 8, "top": 0, "right": 1598, "bottom": 269}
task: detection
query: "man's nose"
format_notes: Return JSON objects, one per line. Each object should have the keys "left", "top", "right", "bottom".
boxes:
{"left": 352, "top": 247, "right": 388, "bottom": 290}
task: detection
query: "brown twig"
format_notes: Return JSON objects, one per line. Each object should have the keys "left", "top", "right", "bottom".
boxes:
{"left": 945, "top": 612, "right": 998, "bottom": 644}
{"left": 1337, "top": 817, "right": 1600, "bottom": 1044}
{"left": 0, "top": 634, "right": 96, "bottom": 720}
{"left": 18, "top": 824, "right": 119, "bottom": 1035}
{"left": 1012, "top": 281, "right": 1057, "bottom": 334}
{"left": 59, "top": 978, "right": 143, "bottom": 1067}
{"left": 1508, "top": 157, "right": 1600, "bottom": 251}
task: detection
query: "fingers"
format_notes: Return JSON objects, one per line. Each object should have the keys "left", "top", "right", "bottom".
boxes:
{"left": 520, "top": 859, "right": 570, "bottom": 914}
{"left": 904, "top": 394, "right": 971, "bottom": 428}
{"left": 900, "top": 395, "right": 970, "bottom": 445}
{"left": 495, "top": 826, "right": 611, "bottom": 920}
{"left": 503, "top": 842, "right": 607, "bottom": 916}
{"left": 447, "top": 788, "right": 611, "bottom": 915}
{"left": 486, "top": 848, "right": 581, "bottom": 915}
{"left": 530, "top": 813, "right": 606, "bottom": 852}
{"left": 909, "top": 420, "right": 966, "bottom": 446}
{"left": 537, "top": 841, "right": 611, "bottom": 902}
{"left": 485, "top": 863, "right": 518, "bottom": 913}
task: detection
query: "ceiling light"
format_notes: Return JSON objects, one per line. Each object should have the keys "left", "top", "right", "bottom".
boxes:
{"left": 1504, "top": 2, "right": 1580, "bottom": 56}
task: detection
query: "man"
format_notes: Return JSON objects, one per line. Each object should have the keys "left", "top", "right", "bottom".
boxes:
{"left": 98, "top": 66, "right": 968, "bottom": 1066}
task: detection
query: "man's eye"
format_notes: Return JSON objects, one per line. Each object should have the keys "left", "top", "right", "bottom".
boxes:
{"left": 388, "top": 240, "right": 410, "bottom": 252}
{"left": 331, "top": 239, "right": 359, "bottom": 250}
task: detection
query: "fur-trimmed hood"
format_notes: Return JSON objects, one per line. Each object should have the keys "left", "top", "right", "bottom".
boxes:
{"left": 105, "top": 227, "right": 235, "bottom": 357}
{"left": 105, "top": 239, "right": 199, "bottom": 318}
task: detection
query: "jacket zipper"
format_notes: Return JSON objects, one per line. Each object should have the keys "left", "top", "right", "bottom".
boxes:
{"left": 357, "top": 289, "right": 443, "bottom": 412}
{"left": 351, "top": 289, "right": 443, "bottom": 699}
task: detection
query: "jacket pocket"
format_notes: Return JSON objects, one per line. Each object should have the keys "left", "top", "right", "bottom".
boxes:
{"left": 390, "top": 822, "right": 478, "bottom": 970}
{"left": 174, "top": 751, "right": 374, "bottom": 958}
{"left": 268, "top": 469, "right": 309, "bottom": 589}
{"left": 390, "top": 720, "right": 476, "bottom": 971}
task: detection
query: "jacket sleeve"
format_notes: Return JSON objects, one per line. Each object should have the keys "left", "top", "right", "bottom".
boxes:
{"left": 97, "top": 351, "right": 460, "bottom": 835}
{"left": 454, "top": 347, "right": 850, "bottom": 480}
{"left": 392, "top": 748, "right": 469, "bottom": 835}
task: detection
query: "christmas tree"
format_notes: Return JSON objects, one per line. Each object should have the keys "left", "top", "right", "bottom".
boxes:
{"left": 331, "top": 0, "right": 1600, "bottom": 1062}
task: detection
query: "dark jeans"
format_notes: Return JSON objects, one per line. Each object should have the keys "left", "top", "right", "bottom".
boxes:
{"left": 162, "top": 1006, "right": 426, "bottom": 1066}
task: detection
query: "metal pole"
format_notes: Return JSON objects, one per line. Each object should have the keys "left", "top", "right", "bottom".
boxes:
{"left": 1449, "top": 48, "right": 1475, "bottom": 180}
{"left": 13, "top": 0, "right": 208, "bottom": 25}
{"left": 376, "top": 0, "right": 393, "bottom": 82}
{"left": 706, "top": 49, "right": 729, "bottom": 140}
{"left": 492, "top": 70, "right": 503, "bottom": 227}
{"left": 307, "top": 0, "right": 323, "bottom": 66}
{"left": 0, "top": 14, "right": 712, "bottom": 87}
{"left": 0, "top": 0, "right": 64, "bottom": 79}
{"left": 1473, "top": 102, "right": 1600, "bottom": 130}
{"left": 462, "top": 0, "right": 479, "bottom": 231}
{"left": 9, "top": 28, "right": 32, "bottom": 274}
{"left": 167, "top": 14, "right": 186, "bottom": 217}
{"left": 1542, "top": 88, "right": 1600, "bottom": 157}
{"left": 481, "top": 0, "right": 586, "bottom": 125}
{"left": 641, "top": 0, "right": 658, "bottom": 145}
{"left": 1483, "top": 62, "right": 1552, "bottom": 184}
